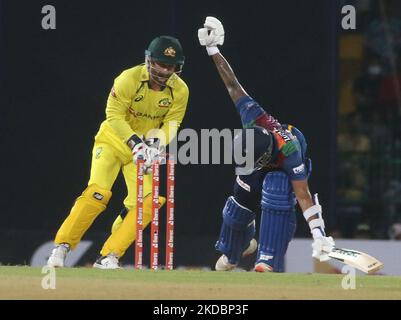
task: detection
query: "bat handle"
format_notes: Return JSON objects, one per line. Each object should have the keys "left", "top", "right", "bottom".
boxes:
{"left": 313, "top": 193, "right": 319, "bottom": 205}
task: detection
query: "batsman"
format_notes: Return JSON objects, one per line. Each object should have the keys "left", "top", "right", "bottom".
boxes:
{"left": 198, "top": 17, "right": 336, "bottom": 272}
{"left": 47, "top": 36, "right": 189, "bottom": 269}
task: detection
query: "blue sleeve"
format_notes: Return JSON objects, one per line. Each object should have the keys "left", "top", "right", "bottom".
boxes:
{"left": 289, "top": 126, "right": 308, "bottom": 159}
{"left": 282, "top": 147, "right": 308, "bottom": 181}
{"left": 235, "top": 96, "right": 267, "bottom": 128}
{"left": 235, "top": 96, "right": 281, "bottom": 130}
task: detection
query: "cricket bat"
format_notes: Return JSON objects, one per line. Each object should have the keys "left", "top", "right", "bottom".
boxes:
{"left": 328, "top": 247, "right": 384, "bottom": 274}
{"left": 311, "top": 194, "right": 384, "bottom": 274}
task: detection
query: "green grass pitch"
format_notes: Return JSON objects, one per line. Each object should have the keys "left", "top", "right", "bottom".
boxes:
{"left": 0, "top": 266, "right": 400, "bottom": 299}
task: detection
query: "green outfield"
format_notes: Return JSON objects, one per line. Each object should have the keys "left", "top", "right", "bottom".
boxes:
{"left": 0, "top": 266, "right": 400, "bottom": 300}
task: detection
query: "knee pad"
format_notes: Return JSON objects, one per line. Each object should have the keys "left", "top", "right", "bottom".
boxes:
{"left": 257, "top": 172, "right": 296, "bottom": 272}
{"left": 215, "top": 196, "right": 256, "bottom": 265}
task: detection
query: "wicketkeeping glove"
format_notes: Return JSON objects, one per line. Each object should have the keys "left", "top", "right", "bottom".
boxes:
{"left": 127, "top": 135, "right": 162, "bottom": 174}
{"left": 143, "top": 138, "right": 163, "bottom": 174}
{"left": 128, "top": 134, "right": 145, "bottom": 161}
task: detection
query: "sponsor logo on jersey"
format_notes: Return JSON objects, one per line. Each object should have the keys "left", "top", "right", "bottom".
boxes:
{"left": 164, "top": 47, "right": 176, "bottom": 57}
{"left": 292, "top": 163, "right": 305, "bottom": 174}
{"left": 134, "top": 95, "right": 144, "bottom": 102}
{"left": 273, "top": 128, "right": 291, "bottom": 143}
{"left": 93, "top": 192, "right": 104, "bottom": 201}
{"left": 158, "top": 98, "right": 172, "bottom": 108}
{"left": 128, "top": 107, "right": 163, "bottom": 120}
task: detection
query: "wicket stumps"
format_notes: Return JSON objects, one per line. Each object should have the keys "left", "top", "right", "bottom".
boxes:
{"left": 135, "top": 155, "right": 175, "bottom": 270}
{"left": 166, "top": 157, "right": 175, "bottom": 270}
{"left": 134, "top": 158, "right": 144, "bottom": 270}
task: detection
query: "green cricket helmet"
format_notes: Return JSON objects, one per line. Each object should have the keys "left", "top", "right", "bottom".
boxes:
{"left": 145, "top": 36, "right": 185, "bottom": 86}
{"left": 145, "top": 35, "right": 185, "bottom": 65}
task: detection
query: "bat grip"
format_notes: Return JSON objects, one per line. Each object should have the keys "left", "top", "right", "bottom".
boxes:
{"left": 313, "top": 193, "right": 319, "bottom": 205}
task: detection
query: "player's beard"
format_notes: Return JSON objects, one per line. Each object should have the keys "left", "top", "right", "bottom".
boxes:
{"left": 149, "top": 72, "right": 169, "bottom": 87}
{"left": 146, "top": 58, "right": 182, "bottom": 88}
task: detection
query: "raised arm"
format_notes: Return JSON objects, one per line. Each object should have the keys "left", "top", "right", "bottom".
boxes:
{"left": 210, "top": 53, "right": 248, "bottom": 104}
{"left": 198, "top": 17, "right": 248, "bottom": 104}
{"left": 199, "top": 18, "right": 283, "bottom": 131}
{"left": 210, "top": 50, "right": 285, "bottom": 131}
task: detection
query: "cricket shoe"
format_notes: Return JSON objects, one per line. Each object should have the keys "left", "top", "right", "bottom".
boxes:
{"left": 215, "top": 255, "right": 237, "bottom": 271}
{"left": 242, "top": 239, "right": 257, "bottom": 257}
{"left": 215, "top": 239, "right": 258, "bottom": 271}
{"left": 47, "top": 243, "right": 70, "bottom": 268}
{"left": 93, "top": 254, "right": 121, "bottom": 269}
{"left": 254, "top": 262, "right": 273, "bottom": 273}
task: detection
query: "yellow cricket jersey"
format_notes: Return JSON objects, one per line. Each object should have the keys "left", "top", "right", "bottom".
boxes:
{"left": 95, "top": 64, "right": 189, "bottom": 156}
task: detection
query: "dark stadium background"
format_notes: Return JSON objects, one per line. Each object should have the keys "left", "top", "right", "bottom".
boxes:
{"left": 0, "top": 0, "right": 339, "bottom": 267}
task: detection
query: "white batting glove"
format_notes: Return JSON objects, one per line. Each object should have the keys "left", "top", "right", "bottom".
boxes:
{"left": 311, "top": 229, "right": 335, "bottom": 262}
{"left": 198, "top": 16, "right": 225, "bottom": 56}
{"left": 303, "top": 194, "right": 335, "bottom": 262}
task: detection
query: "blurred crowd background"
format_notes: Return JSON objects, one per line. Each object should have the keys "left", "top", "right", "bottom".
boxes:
{"left": 337, "top": 0, "right": 401, "bottom": 240}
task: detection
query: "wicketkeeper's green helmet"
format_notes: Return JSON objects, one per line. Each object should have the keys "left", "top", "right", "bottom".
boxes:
{"left": 145, "top": 35, "right": 185, "bottom": 66}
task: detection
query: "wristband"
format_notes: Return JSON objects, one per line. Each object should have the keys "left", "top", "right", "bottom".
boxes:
{"left": 127, "top": 134, "right": 142, "bottom": 150}
{"left": 206, "top": 46, "right": 220, "bottom": 56}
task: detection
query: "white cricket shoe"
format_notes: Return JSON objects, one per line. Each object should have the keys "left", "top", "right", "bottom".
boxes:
{"left": 47, "top": 243, "right": 70, "bottom": 268}
{"left": 215, "top": 255, "right": 237, "bottom": 271}
{"left": 93, "top": 254, "right": 121, "bottom": 269}
{"left": 215, "top": 239, "right": 258, "bottom": 271}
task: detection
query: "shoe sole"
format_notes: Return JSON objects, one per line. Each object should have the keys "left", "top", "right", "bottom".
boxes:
{"left": 93, "top": 263, "right": 121, "bottom": 270}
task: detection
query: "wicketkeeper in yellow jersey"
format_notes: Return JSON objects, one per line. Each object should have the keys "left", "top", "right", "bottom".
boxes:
{"left": 47, "top": 36, "right": 189, "bottom": 269}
